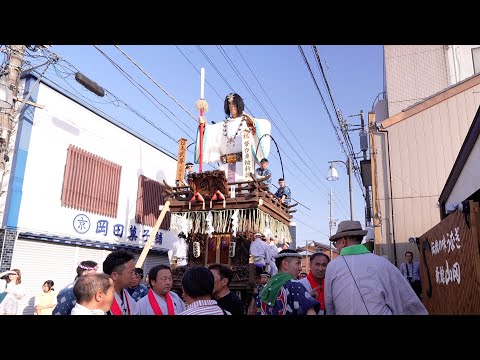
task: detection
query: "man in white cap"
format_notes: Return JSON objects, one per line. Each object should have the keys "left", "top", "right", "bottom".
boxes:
{"left": 264, "top": 236, "right": 278, "bottom": 276}
{"left": 249, "top": 232, "right": 269, "bottom": 275}
{"left": 324, "top": 220, "right": 428, "bottom": 315}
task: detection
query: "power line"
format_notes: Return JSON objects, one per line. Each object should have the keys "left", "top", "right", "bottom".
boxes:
{"left": 195, "top": 45, "right": 238, "bottom": 107}
{"left": 44, "top": 68, "right": 218, "bottom": 174}
{"left": 34, "top": 53, "right": 195, "bottom": 161}
{"left": 42, "top": 73, "right": 178, "bottom": 158}
{"left": 93, "top": 46, "right": 196, "bottom": 141}
{"left": 46, "top": 56, "right": 194, "bottom": 146}
{"left": 217, "top": 46, "right": 333, "bottom": 197}
{"left": 193, "top": 46, "right": 319, "bottom": 194}
{"left": 195, "top": 45, "right": 349, "bottom": 218}
{"left": 295, "top": 217, "right": 330, "bottom": 239}
{"left": 175, "top": 45, "right": 224, "bottom": 102}
{"left": 234, "top": 45, "right": 350, "bottom": 218}
{"left": 311, "top": 45, "right": 366, "bottom": 198}
{"left": 296, "top": 46, "right": 353, "bottom": 218}
{"left": 84, "top": 45, "right": 346, "bottom": 233}
{"left": 114, "top": 45, "right": 198, "bottom": 122}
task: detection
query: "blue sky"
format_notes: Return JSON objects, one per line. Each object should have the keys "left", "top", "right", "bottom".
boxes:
{"left": 42, "top": 45, "right": 384, "bottom": 246}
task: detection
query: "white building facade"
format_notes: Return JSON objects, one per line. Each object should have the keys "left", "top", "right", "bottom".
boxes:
{"left": 0, "top": 73, "right": 184, "bottom": 314}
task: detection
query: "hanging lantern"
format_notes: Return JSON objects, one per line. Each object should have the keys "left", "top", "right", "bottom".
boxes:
{"left": 193, "top": 241, "right": 201, "bottom": 258}
{"left": 229, "top": 241, "right": 236, "bottom": 257}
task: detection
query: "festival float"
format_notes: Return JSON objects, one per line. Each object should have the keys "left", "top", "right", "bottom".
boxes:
{"left": 160, "top": 68, "right": 297, "bottom": 308}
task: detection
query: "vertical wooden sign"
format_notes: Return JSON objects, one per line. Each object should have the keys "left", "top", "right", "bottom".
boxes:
{"left": 176, "top": 138, "right": 188, "bottom": 186}
{"left": 242, "top": 131, "right": 253, "bottom": 181}
{"left": 419, "top": 201, "right": 480, "bottom": 314}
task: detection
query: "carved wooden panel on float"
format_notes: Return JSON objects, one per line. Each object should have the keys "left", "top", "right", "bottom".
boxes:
{"left": 206, "top": 234, "right": 231, "bottom": 266}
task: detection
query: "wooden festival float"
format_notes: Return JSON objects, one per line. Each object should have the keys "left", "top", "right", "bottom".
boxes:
{"left": 162, "top": 167, "right": 297, "bottom": 308}
{"left": 135, "top": 67, "right": 298, "bottom": 310}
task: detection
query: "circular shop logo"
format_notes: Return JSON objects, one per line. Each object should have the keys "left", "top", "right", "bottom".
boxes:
{"left": 73, "top": 214, "right": 91, "bottom": 234}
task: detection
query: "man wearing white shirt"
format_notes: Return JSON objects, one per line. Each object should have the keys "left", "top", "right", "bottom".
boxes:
{"left": 103, "top": 250, "right": 139, "bottom": 315}
{"left": 249, "top": 232, "right": 269, "bottom": 275}
{"left": 265, "top": 236, "right": 278, "bottom": 276}
{"left": 400, "top": 251, "right": 422, "bottom": 299}
{"left": 71, "top": 273, "right": 114, "bottom": 315}
{"left": 137, "top": 264, "right": 185, "bottom": 315}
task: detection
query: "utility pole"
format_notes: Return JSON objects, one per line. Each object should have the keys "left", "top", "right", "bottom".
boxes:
{"left": 1, "top": 46, "right": 25, "bottom": 166}
{"left": 347, "top": 157, "right": 354, "bottom": 221}
{"left": 368, "top": 112, "right": 381, "bottom": 255}
{"left": 360, "top": 110, "right": 372, "bottom": 227}
{"left": 0, "top": 45, "right": 26, "bottom": 200}
{"left": 329, "top": 188, "right": 336, "bottom": 258}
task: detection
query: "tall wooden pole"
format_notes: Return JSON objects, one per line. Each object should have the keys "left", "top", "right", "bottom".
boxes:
{"left": 0, "top": 46, "right": 25, "bottom": 229}
{"left": 360, "top": 110, "right": 372, "bottom": 227}
{"left": 368, "top": 112, "right": 381, "bottom": 255}
{"left": 347, "top": 157, "right": 354, "bottom": 221}
{"left": 199, "top": 116, "right": 204, "bottom": 173}
{"left": 195, "top": 67, "right": 207, "bottom": 173}
{"left": 135, "top": 201, "right": 171, "bottom": 268}
{"left": 0, "top": 45, "right": 26, "bottom": 184}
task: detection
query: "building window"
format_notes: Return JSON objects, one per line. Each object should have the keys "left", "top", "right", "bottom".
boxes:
{"left": 135, "top": 175, "right": 171, "bottom": 230}
{"left": 61, "top": 145, "right": 122, "bottom": 218}
{"left": 472, "top": 47, "right": 480, "bottom": 74}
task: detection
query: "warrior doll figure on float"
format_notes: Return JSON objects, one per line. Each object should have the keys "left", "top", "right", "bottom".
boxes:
{"left": 195, "top": 93, "right": 271, "bottom": 182}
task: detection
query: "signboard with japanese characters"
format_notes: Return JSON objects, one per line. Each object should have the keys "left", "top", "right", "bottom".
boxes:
{"left": 242, "top": 130, "right": 253, "bottom": 181}
{"left": 176, "top": 138, "right": 188, "bottom": 185}
{"left": 419, "top": 200, "right": 480, "bottom": 314}
{"left": 73, "top": 213, "right": 165, "bottom": 246}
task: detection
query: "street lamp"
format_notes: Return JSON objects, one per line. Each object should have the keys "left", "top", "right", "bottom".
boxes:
{"left": 305, "top": 240, "right": 316, "bottom": 273}
{"left": 327, "top": 159, "right": 353, "bottom": 220}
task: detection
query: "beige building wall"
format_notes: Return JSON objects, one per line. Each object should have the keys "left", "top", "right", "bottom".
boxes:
{"left": 446, "top": 45, "right": 480, "bottom": 85}
{"left": 385, "top": 45, "right": 449, "bottom": 117}
{"left": 373, "top": 75, "right": 480, "bottom": 265}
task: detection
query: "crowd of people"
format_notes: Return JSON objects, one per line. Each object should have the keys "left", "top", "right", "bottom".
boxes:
{"left": 0, "top": 91, "right": 427, "bottom": 316}
{"left": 0, "top": 133, "right": 427, "bottom": 316}
{"left": 0, "top": 220, "right": 428, "bottom": 315}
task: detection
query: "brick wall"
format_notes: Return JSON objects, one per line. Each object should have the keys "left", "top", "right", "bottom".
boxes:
{"left": 0, "top": 228, "right": 17, "bottom": 271}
